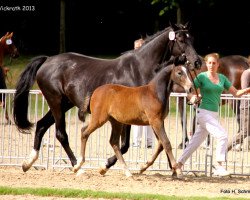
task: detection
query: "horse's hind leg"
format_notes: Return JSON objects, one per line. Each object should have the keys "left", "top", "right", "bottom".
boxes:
{"left": 99, "top": 124, "right": 130, "bottom": 175}
{"left": 22, "top": 110, "right": 55, "bottom": 172}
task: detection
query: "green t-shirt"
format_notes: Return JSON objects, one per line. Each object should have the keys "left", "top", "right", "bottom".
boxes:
{"left": 194, "top": 72, "right": 232, "bottom": 112}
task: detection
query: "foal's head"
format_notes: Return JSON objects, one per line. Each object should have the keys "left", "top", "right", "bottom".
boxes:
{"left": 171, "top": 64, "right": 194, "bottom": 94}
{"left": 0, "top": 32, "right": 19, "bottom": 58}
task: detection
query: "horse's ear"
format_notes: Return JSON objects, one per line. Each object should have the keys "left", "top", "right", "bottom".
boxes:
{"left": 184, "top": 22, "right": 191, "bottom": 30}
{"left": 8, "top": 32, "right": 13, "bottom": 38}
{"left": 169, "top": 21, "right": 179, "bottom": 31}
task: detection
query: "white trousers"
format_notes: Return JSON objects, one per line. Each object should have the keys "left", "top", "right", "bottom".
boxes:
{"left": 132, "top": 125, "right": 154, "bottom": 145}
{"left": 178, "top": 108, "right": 228, "bottom": 164}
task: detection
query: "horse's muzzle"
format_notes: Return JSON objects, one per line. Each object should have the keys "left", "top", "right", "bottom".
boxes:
{"left": 11, "top": 49, "right": 20, "bottom": 58}
{"left": 194, "top": 59, "right": 202, "bottom": 70}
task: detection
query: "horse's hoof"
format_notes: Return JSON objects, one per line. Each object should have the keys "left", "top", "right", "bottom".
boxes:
{"left": 99, "top": 164, "right": 108, "bottom": 175}
{"left": 22, "top": 161, "right": 30, "bottom": 172}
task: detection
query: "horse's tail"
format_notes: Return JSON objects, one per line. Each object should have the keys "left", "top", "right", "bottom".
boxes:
{"left": 13, "top": 56, "right": 48, "bottom": 133}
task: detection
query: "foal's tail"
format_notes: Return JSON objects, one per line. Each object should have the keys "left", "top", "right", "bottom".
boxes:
{"left": 13, "top": 56, "right": 48, "bottom": 133}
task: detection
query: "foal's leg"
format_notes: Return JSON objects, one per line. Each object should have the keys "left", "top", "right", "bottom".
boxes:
{"left": 108, "top": 120, "right": 132, "bottom": 177}
{"left": 99, "top": 125, "right": 131, "bottom": 175}
{"left": 151, "top": 120, "right": 183, "bottom": 178}
{"left": 139, "top": 134, "right": 175, "bottom": 175}
{"left": 140, "top": 139, "right": 163, "bottom": 174}
{"left": 73, "top": 122, "right": 101, "bottom": 173}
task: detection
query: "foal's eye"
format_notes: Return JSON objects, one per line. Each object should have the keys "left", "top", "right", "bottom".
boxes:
{"left": 177, "top": 71, "right": 182, "bottom": 76}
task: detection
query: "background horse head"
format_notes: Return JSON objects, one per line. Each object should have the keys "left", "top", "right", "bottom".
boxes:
{"left": 0, "top": 32, "right": 19, "bottom": 124}
{"left": 73, "top": 63, "right": 194, "bottom": 178}
{"left": 13, "top": 23, "right": 201, "bottom": 173}
{"left": 0, "top": 32, "right": 19, "bottom": 62}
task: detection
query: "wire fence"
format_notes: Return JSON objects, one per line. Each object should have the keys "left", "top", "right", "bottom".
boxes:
{"left": 0, "top": 89, "right": 249, "bottom": 176}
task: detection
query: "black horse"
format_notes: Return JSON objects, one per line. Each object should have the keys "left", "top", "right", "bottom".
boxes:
{"left": 13, "top": 22, "right": 201, "bottom": 173}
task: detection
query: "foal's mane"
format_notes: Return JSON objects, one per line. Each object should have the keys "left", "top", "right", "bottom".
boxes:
{"left": 149, "top": 63, "right": 173, "bottom": 84}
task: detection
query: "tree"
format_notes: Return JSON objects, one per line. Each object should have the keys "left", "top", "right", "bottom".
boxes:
{"left": 60, "top": 0, "right": 66, "bottom": 53}
{"left": 151, "top": 0, "right": 215, "bottom": 24}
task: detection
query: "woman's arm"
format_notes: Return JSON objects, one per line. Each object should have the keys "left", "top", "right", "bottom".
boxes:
{"left": 228, "top": 86, "right": 250, "bottom": 97}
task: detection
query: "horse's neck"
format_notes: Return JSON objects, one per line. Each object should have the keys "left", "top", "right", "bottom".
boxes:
{"left": 138, "top": 31, "right": 171, "bottom": 67}
{"left": 0, "top": 44, "right": 5, "bottom": 66}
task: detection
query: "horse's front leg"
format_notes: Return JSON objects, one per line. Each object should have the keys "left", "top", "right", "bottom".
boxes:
{"left": 152, "top": 120, "right": 183, "bottom": 178}
{"left": 99, "top": 124, "right": 130, "bottom": 175}
{"left": 140, "top": 139, "right": 163, "bottom": 174}
{"left": 22, "top": 111, "right": 55, "bottom": 172}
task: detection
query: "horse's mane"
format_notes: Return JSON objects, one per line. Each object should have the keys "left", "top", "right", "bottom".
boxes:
{"left": 142, "top": 27, "right": 171, "bottom": 47}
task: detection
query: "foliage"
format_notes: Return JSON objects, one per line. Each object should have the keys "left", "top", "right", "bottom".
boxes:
{"left": 4, "top": 55, "right": 38, "bottom": 89}
{"left": 150, "top": 0, "right": 216, "bottom": 23}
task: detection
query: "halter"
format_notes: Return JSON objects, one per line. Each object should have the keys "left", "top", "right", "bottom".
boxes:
{"left": 161, "top": 29, "right": 189, "bottom": 65}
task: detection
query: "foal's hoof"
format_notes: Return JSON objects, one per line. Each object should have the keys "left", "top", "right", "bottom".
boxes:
{"left": 72, "top": 167, "right": 79, "bottom": 173}
{"left": 139, "top": 165, "right": 147, "bottom": 174}
{"left": 125, "top": 170, "right": 133, "bottom": 178}
{"left": 22, "top": 161, "right": 30, "bottom": 172}
{"left": 172, "top": 170, "right": 177, "bottom": 177}
{"left": 99, "top": 163, "right": 108, "bottom": 175}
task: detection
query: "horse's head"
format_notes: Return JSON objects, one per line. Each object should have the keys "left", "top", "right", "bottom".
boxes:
{"left": 171, "top": 64, "right": 194, "bottom": 94}
{"left": 0, "top": 32, "right": 20, "bottom": 58}
{"left": 169, "top": 22, "right": 202, "bottom": 71}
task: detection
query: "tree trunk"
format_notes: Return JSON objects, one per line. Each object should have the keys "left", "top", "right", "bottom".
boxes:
{"left": 59, "top": 0, "right": 66, "bottom": 53}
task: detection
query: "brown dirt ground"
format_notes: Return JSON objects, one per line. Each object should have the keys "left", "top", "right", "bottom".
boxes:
{"left": 0, "top": 166, "right": 249, "bottom": 199}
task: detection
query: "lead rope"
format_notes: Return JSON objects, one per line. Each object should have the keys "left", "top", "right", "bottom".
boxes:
{"left": 186, "top": 61, "right": 201, "bottom": 106}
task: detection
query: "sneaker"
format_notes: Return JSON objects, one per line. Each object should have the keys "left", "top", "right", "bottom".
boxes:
{"left": 213, "top": 166, "right": 230, "bottom": 177}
